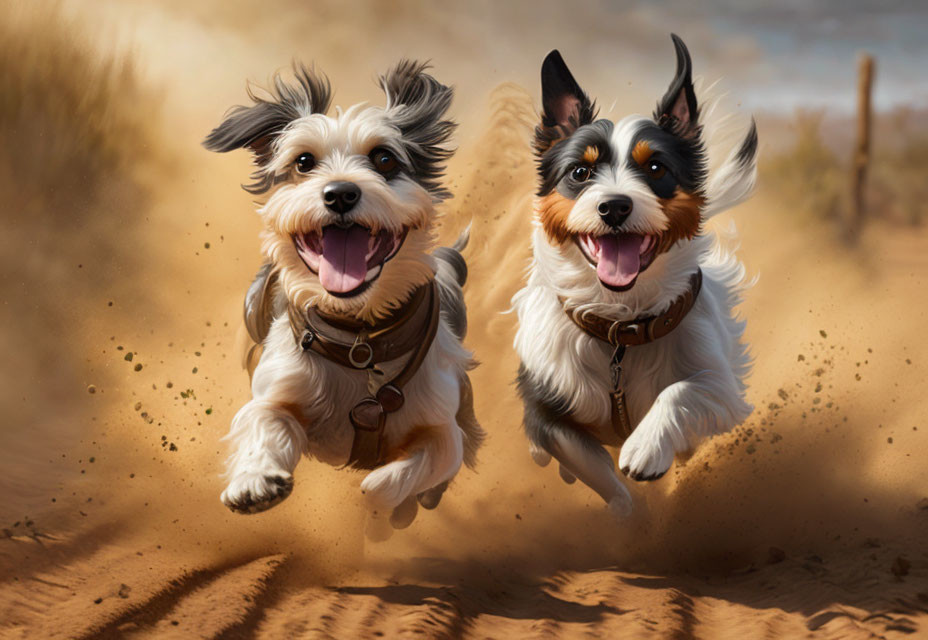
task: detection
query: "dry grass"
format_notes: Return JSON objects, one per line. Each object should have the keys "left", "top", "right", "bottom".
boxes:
{"left": 759, "top": 109, "right": 846, "bottom": 223}
{"left": 870, "top": 108, "right": 928, "bottom": 226}
{"left": 0, "top": 2, "right": 155, "bottom": 208}
{"left": 759, "top": 107, "right": 928, "bottom": 230}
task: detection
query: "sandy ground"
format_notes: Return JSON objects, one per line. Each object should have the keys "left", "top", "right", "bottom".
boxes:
{"left": 2, "top": 2, "right": 928, "bottom": 638}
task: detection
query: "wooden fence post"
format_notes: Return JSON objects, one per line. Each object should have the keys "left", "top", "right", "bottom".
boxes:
{"left": 849, "top": 53, "right": 874, "bottom": 241}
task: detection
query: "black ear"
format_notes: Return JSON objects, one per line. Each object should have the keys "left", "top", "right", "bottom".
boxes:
{"left": 380, "top": 60, "right": 457, "bottom": 200}
{"left": 202, "top": 63, "right": 331, "bottom": 194}
{"left": 654, "top": 34, "right": 699, "bottom": 138}
{"left": 202, "top": 101, "right": 292, "bottom": 167}
{"left": 540, "top": 50, "right": 594, "bottom": 130}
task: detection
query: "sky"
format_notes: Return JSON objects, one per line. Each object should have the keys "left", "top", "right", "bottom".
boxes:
{"left": 55, "top": 0, "right": 928, "bottom": 119}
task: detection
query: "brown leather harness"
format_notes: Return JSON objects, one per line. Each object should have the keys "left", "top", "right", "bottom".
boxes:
{"left": 561, "top": 269, "right": 703, "bottom": 441}
{"left": 287, "top": 281, "right": 440, "bottom": 469}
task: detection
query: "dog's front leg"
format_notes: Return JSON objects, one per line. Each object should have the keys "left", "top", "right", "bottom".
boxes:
{"left": 620, "top": 371, "right": 751, "bottom": 481}
{"left": 360, "top": 421, "right": 464, "bottom": 526}
{"left": 220, "top": 400, "right": 307, "bottom": 514}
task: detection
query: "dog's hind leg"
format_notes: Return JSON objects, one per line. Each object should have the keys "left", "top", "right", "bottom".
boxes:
{"left": 361, "top": 422, "right": 464, "bottom": 523}
{"left": 220, "top": 400, "right": 307, "bottom": 514}
{"left": 542, "top": 428, "right": 632, "bottom": 519}
{"left": 417, "top": 480, "right": 449, "bottom": 510}
{"left": 517, "top": 365, "right": 632, "bottom": 518}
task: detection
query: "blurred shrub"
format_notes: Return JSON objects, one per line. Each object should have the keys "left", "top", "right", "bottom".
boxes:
{"left": 760, "top": 107, "right": 928, "bottom": 228}
{"left": 759, "top": 109, "right": 846, "bottom": 223}
{"left": 0, "top": 2, "right": 155, "bottom": 209}
{"left": 0, "top": 2, "right": 160, "bottom": 428}
{"left": 870, "top": 108, "right": 928, "bottom": 226}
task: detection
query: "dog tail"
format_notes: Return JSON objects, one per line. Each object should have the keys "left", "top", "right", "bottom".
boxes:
{"left": 433, "top": 222, "right": 471, "bottom": 287}
{"left": 702, "top": 118, "right": 758, "bottom": 219}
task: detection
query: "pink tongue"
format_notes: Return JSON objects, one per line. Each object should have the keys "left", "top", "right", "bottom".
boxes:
{"left": 596, "top": 233, "right": 644, "bottom": 288}
{"left": 319, "top": 226, "right": 370, "bottom": 293}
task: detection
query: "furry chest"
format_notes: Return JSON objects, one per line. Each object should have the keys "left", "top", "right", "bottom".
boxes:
{"left": 561, "top": 269, "right": 703, "bottom": 445}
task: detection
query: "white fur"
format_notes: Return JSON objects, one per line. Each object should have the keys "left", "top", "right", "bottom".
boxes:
{"left": 513, "top": 115, "right": 756, "bottom": 514}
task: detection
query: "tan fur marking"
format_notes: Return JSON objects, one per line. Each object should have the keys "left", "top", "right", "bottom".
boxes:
{"left": 280, "top": 402, "right": 309, "bottom": 428}
{"left": 389, "top": 424, "right": 438, "bottom": 461}
{"left": 631, "top": 140, "right": 653, "bottom": 167}
{"left": 582, "top": 146, "right": 600, "bottom": 164}
{"left": 537, "top": 192, "right": 575, "bottom": 245}
{"left": 657, "top": 189, "right": 705, "bottom": 254}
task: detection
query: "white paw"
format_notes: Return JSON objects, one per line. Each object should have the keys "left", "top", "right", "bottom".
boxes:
{"left": 360, "top": 468, "right": 405, "bottom": 513}
{"left": 619, "top": 427, "right": 675, "bottom": 482}
{"left": 221, "top": 470, "right": 293, "bottom": 514}
{"left": 359, "top": 450, "right": 427, "bottom": 512}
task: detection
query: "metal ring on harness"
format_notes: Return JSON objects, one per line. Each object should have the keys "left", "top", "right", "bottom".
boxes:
{"left": 348, "top": 338, "right": 374, "bottom": 369}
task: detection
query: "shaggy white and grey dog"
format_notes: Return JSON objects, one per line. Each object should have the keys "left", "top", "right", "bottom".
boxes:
{"left": 513, "top": 35, "right": 757, "bottom": 517}
{"left": 203, "top": 61, "right": 483, "bottom": 533}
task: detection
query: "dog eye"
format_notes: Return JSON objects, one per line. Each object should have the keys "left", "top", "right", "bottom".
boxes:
{"left": 570, "top": 165, "right": 592, "bottom": 183}
{"left": 646, "top": 161, "right": 667, "bottom": 179}
{"left": 295, "top": 152, "right": 316, "bottom": 174}
{"left": 369, "top": 148, "right": 399, "bottom": 176}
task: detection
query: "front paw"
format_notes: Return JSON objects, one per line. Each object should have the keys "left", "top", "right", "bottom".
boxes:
{"left": 221, "top": 472, "right": 293, "bottom": 514}
{"left": 619, "top": 428, "right": 674, "bottom": 482}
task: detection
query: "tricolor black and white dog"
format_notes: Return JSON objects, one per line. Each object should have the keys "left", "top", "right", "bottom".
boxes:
{"left": 513, "top": 35, "right": 757, "bottom": 517}
{"left": 203, "top": 61, "right": 483, "bottom": 534}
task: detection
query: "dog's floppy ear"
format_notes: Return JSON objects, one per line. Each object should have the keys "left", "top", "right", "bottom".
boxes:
{"left": 203, "top": 62, "right": 331, "bottom": 193}
{"left": 535, "top": 50, "right": 595, "bottom": 154}
{"left": 380, "top": 60, "right": 456, "bottom": 201}
{"left": 654, "top": 34, "right": 699, "bottom": 139}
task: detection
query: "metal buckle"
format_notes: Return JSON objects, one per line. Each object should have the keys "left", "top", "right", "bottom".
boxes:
{"left": 609, "top": 343, "right": 626, "bottom": 391}
{"left": 300, "top": 331, "right": 315, "bottom": 351}
{"left": 348, "top": 336, "right": 374, "bottom": 369}
{"left": 646, "top": 316, "right": 660, "bottom": 342}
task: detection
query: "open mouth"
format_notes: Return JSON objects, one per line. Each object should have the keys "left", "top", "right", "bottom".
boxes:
{"left": 293, "top": 224, "right": 408, "bottom": 298}
{"left": 576, "top": 232, "right": 659, "bottom": 292}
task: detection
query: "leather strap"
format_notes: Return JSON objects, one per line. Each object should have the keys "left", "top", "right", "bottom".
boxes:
{"left": 290, "top": 281, "right": 441, "bottom": 469}
{"left": 562, "top": 270, "right": 703, "bottom": 347}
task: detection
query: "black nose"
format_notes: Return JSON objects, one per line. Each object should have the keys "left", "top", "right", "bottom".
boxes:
{"left": 323, "top": 181, "right": 361, "bottom": 214}
{"left": 597, "top": 196, "right": 633, "bottom": 228}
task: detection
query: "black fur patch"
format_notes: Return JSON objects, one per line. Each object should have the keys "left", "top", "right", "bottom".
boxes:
{"left": 202, "top": 63, "right": 332, "bottom": 194}
{"left": 534, "top": 50, "right": 597, "bottom": 157}
{"left": 380, "top": 60, "right": 456, "bottom": 201}
{"left": 628, "top": 121, "right": 707, "bottom": 200}
{"left": 433, "top": 247, "right": 467, "bottom": 340}
{"left": 653, "top": 34, "right": 700, "bottom": 140}
{"left": 538, "top": 120, "right": 614, "bottom": 197}
{"left": 516, "top": 364, "right": 604, "bottom": 457}
{"left": 735, "top": 118, "right": 759, "bottom": 168}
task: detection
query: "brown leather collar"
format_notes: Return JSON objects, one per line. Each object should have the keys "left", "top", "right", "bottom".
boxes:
{"left": 288, "top": 282, "right": 435, "bottom": 370}
{"left": 562, "top": 270, "right": 703, "bottom": 347}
